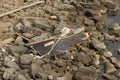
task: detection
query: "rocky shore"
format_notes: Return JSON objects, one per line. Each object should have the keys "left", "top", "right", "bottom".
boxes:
{"left": 0, "top": 0, "right": 120, "bottom": 80}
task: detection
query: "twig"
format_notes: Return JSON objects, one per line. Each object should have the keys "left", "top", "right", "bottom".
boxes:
{"left": 0, "top": 1, "right": 44, "bottom": 18}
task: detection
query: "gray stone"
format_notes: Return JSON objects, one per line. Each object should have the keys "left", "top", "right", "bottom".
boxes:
{"left": 33, "top": 20, "right": 52, "bottom": 29}
{"left": 91, "top": 38, "right": 106, "bottom": 50}
{"left": 21, "top": 18, "right": 32, "bottom": 27}
{"left": 31, "top": 63, "right": 43, "bottom": 77}
{"left": 14, "top": 36, "right": 25, "bottom": 46}
{"left": 4, "top": 57, "right": 20, "bottom": 70}
{"left": 73, "top": 67, "right": 98, "bottom": 80}
{"left": 20, "top": 54, "right": 34, "bottom": 65}
{"left": 3, "top": 68, "right": 16, "bottom": 80}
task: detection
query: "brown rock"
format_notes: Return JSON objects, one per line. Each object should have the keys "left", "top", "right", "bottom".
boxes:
{"left": 110, "top": 57, "right": 120, "bottom": 68}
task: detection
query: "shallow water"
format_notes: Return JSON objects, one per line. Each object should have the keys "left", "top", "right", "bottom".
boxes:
{"left": 104, "top": 0, "right": 120, "bottom": 60}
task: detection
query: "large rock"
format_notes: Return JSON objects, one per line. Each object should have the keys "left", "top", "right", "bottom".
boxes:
{"left": 73, "top": 67, "right": 98, "bottom": 80}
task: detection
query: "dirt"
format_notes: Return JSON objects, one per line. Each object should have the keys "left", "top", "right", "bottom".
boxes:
{"left": 0, "top": 0, "right": 120, "bottom": 80}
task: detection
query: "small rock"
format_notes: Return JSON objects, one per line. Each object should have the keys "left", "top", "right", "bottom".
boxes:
{"left": 84, "top": 18, "right": 94, "bottom": 26}
{"left": 56, "top": 60, "right": 66, "bottom": 67}
{"left": 31, "top": 63, "right": 43, "bottom": 78}
{"left": 9, "top": 46, "right": 28, "bottom": 53}
{"left": 73, "top": 67, "right": 98, "bottom": 80}
{"left": 64, "top": 71, "right": 73, "bottom": 80}
{"left": 23, "top": 33, "right": 33, "bottom": 38}
{"left": 3, "top": 68, "right": 16, "bottom": 80}
{"left": 109, "top": 23, "right": 120, "bottom": 30}
{"left": 103, "top": 33, "right": 115, "bottom": 41}
{"left": 48, "top": 75, "right": 54, "bottom": 80}
{"left": 21, "top": 18, "right": 32, "bottom": 27}
{"left": 102, "top": 73, "right": 115, "bottom": 80}
{"left": 4, "top": 57, "right": 20, "bottom": 70}
{"left": 14, "top": 36, "right": 24, "bottom": 46}
{"left": 20, "top": 54, "right": 34, "bottom": 65}
{"left": 91, "top": 38, "right": 106, "bottom": 50}
{"left": 56, "top": 77, "right": 67, "bottom": 80}
{"left": 118, "top": 48, "right": 120, "bottom": 54}
{"left": 14, "top": 74, "right": 28, "bottom": 80}
{"left": 35, "top": 72, "right": 48, "bottom": 80}
{"left": 104, "top": 58, "right": 117, "bottom": 73}
{"left": 33, "top": 20, "right": 52, "bottom": 29}
{"left": 110, "top": 57, "right": 120, "bottom": 68}
{"left": 102, "top": 50, "right": 113, "bottom": 57}
{"left": 92, "top": 54, "right": 100, "bottom": 65}
{"left": 50, "top": 15, "right": 58, "bottom": 20}
{"left": 16, "top": 23, "right": 24, "bottom": 31}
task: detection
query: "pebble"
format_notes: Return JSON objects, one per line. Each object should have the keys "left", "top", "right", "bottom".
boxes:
{"left": 20, "top": 54, "right": 34, "bottom": 65}
{"left": 102, "top": 50, "right": 113, "bottom": 57}
{"left": 109, "top": 23, "right": 120, "bottom": 30}
{"left": 91, "top": 38, "right": 106, "bottom": 50}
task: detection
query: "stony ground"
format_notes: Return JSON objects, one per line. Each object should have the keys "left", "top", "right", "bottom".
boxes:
{"left": 0, "top": 0, "right": 120, "bottom": 80}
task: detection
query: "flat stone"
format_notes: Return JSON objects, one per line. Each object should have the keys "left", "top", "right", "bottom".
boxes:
{"left": 73, "top": 67, "right": 98, "bottom": 80}
{"left": 110, "top": 57, "right": 120, "bottom": 68}
{"left": 20, "top": 54, "right": 34, "bottom": 65}
{"left": 33, "top": 20, "right": 52, "bottom": 29}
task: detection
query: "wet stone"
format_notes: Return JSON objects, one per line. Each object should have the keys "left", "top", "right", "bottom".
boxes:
{"left": 91, "top": 38, "right": 106, "bottom": 50}
{"left": 110, "top": 57, "right": 120, "bottom": 68}
{"left": 101, "top": 49, "right": 113, "bottom": 57}
{"left": 20, "top": 54, "right": 34, "bottom": 65}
